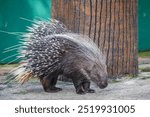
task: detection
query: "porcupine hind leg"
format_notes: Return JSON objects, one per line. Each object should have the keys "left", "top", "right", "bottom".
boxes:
{"left": 70, "top": 70, "right": 95, "bottom": 94}
{"left": 40, "top": 72, "right": 62, "bottom": 93}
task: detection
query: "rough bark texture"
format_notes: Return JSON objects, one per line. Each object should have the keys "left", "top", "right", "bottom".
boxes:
{"left": 52, "top": 0, "right": 138, "bottom": 78}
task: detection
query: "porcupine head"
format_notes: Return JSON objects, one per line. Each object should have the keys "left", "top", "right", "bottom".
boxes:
{"left": 6, "top": 19, "right": 108, "bottom": 94}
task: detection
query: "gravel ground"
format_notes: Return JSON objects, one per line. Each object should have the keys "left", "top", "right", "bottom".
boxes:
{"left": 0, "top": 58, "right": 150, "bottom": 100}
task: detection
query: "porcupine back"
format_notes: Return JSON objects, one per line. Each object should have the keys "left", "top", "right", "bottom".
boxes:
{"left": 7, "top": 19, "right": 106, "bottom": 84}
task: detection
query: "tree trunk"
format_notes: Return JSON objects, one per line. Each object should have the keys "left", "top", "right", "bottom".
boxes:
{"left": 52, "top": 0, "right": 138, "bottom": 78}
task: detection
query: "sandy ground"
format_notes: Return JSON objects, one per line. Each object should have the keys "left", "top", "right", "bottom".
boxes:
{"left": 0, "top": 58, "right": 150, "bottom": 100}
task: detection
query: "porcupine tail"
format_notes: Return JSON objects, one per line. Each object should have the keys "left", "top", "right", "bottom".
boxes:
{"left": 4, "top": 18, "right": 69, "bottom": 84}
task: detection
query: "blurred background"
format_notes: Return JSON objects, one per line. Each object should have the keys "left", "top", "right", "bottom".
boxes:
{"left": 0, "top": 0, "right": 51, "bottom": 63}
{"left": 0, "top": 0, "right": 149, "bottom": 64}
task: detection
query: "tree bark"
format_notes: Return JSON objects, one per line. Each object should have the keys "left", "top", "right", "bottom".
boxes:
{"left": 52, "top": 0, "right": 138, "bottom": 78}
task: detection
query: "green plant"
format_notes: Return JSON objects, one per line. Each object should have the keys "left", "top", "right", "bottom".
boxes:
{"left": 139, "top": 51, "right": 150, "bottom": 58}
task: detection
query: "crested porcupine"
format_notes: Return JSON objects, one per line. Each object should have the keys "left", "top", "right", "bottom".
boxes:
{"left": 8, "top": 19, "right": 108, "bottom": 94}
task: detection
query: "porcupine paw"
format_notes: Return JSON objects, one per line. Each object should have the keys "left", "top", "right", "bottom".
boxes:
{"left": 87, "top": 89, "right": 95, "bottom": 93}
{"left": 45, "top": 87, "right": 62, "bottom": 93}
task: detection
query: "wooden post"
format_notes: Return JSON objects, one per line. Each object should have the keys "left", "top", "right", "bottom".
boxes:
{"left": 52, "top": 0, "right": 138, "bottom": 78}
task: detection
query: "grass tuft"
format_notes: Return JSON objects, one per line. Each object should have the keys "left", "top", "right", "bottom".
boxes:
{"left": 0, "top": 64, "right": 19, "bottom": 68}
{"left": 139, "top": 51, "right": 150, "bottom": 58}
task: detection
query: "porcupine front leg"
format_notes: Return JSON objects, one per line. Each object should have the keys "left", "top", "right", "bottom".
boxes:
{"left": 40, "top": 72, "right": 62, "bottom": 93}
{"left": 70, "top": 70, "right": 95, "bottom": 94}
{"left": 80, "top": 69, "right": 95, "bottom": 93}
{"left": 82, "top": 80, "right": 95, "bottom": 93}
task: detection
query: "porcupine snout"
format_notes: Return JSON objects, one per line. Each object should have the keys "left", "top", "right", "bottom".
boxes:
{"left": 98, "top": 79, "right": 108, "bottom": 89}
